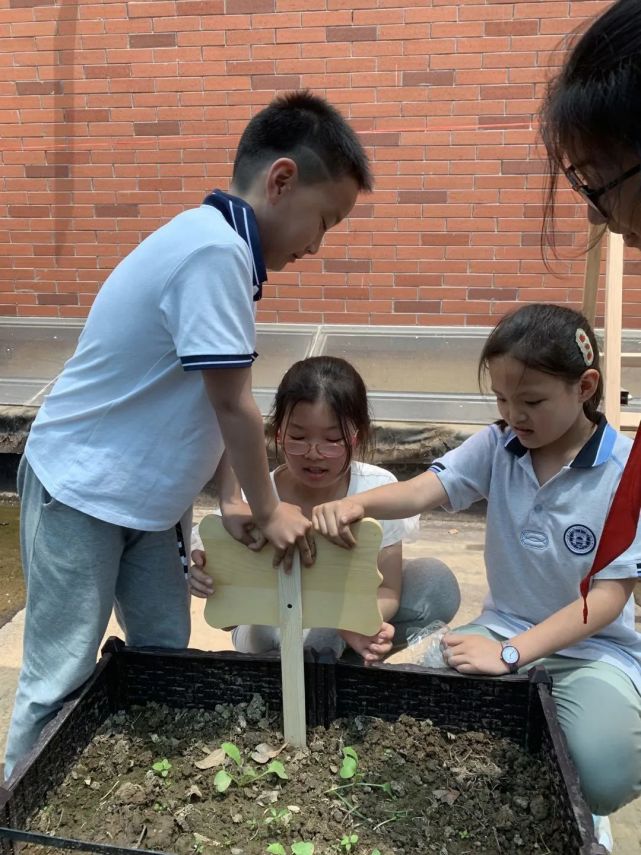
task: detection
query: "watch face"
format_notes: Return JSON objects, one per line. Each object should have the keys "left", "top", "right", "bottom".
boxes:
{"left": 501, "top": 645, "right": 519, "bottom": 665}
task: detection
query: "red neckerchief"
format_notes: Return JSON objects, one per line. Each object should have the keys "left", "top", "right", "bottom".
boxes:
{"left": 580, "top": 423, "right": 641, "bottom": 622}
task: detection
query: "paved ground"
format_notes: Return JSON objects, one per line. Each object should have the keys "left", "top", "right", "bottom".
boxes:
{"left": 0, "top": 506, "right": 640, "bottom": 853}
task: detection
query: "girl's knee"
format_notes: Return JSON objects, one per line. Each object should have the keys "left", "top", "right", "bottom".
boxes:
{"left": 401, "top": 557, "right": 461, "bottom": 623}
{"left": 565, "top": 727, "right": 641, "bottom": 814}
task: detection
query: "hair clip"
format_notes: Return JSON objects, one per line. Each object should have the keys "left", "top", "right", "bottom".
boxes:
{"left": 575, "top": 328, "right": 594, "bottom": 366}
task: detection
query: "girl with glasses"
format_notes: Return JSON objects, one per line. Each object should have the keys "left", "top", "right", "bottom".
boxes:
{"left": 541, "top": 0, "right": 641, "bottom": 252}
{"left": 190, "top": 355, "right": 460, "bottom": 664}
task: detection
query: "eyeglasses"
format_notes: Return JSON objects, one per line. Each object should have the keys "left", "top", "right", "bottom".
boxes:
{"left": 563, "top": 162, "right": 641, "bottom": 218}
{"left": 282, "top": 436, "right": 354, "bottom": 459}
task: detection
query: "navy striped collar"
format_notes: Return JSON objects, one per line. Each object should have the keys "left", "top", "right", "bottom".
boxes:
{"left": 504, "top": 414, "right": 617, "bottom": 468}
{"left": 202, "top": 189, "right": 267, "bottom": 301}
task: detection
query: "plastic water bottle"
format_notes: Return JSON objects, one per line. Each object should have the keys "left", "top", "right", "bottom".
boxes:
{"left": 405, "top": 620, "right": 451, "bottom": 668}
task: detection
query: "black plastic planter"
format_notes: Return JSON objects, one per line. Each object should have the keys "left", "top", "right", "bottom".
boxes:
{"left": 0, "top": 637, "right": 607, "bottom": 855}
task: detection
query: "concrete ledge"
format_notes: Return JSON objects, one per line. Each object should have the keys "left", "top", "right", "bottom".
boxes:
{"left": 0, "top": 407, "right": 37, "bottom": 455}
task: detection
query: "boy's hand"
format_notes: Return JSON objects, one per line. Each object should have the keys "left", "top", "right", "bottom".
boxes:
{"left": 220, "top": 499, "right": 268, "bottom": 551}
{"left": 189, "top": 549, "right": 214, "bottom": 598}
{"left": 260, "top": 502, "right": 315, "bottom": 572}
{"left": 340, "top": 622, "right": 395, "bottom": 666}
{"left": 312, "top": 499, "right": 365, "bottom": 547}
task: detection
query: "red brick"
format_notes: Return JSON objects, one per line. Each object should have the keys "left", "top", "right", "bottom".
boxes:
{"left": 485, "top": 20, "right": 539, "bottom": 37}
{"left": 133, "top": 121, "right": 180, "bottom": 136}
{"left": 402, "top": 71, "right": 454, "bottom": 87}
{"left": 94, "top": 204, "right": 140, "bottom": 217}
{"left": 394, "top": 301, "right": 441, "bottom": 314}
{"left": 251, "top": 74, "right": 301, "bottom": 89}
{"left": 24, "top": 165, "right": 70, "bottom": 178}
{"left": 9, "top": 0, "right": 54, "bottom": 6}
{"left": 225, "top": 0, "right": 273, "bottom": 10}
{"left": 15, "top": 80, "right": 64, "bottom": 95}
{"left": 326, "top": 25, "right": 377, "bottom": 42}
{"left": 129, "top": 33, "right": 177, "bottom": 48}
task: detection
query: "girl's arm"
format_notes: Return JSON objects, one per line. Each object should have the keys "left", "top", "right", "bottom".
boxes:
{"left": 376, "top": 542, "right": 403, "bottom": 621}
{"left": 338, "top": 542, "right": 402, "bottom": 664}
{"left": 313, "top": 471, "right": 449, "bottom": 547}
{"left": 446, "top": 578, "right": 637, "bottom": 675}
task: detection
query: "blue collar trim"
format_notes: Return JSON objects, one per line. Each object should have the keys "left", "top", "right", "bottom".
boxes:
{"left": 504, "top": 414, "right": 615, "bottom": 468}
{"left": 202, "top": 189, "right": 267, "bottom": 301}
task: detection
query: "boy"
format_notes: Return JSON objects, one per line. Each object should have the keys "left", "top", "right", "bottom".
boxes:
{"left": 4, "top": 91, "right": 372, "bottom": 779}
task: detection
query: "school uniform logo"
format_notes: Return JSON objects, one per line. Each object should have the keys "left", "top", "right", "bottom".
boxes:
{"left": 564, "top": 524, "right": 596, "bottom": 555}
{"left": 520, "top": 530, "right": 549, "bottom": 550}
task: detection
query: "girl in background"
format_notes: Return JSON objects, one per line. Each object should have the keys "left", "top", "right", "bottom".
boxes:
{"left": 190, "top": 355, "right": 460, "bottom": 664}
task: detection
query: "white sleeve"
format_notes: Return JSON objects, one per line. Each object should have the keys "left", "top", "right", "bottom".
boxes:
{"left": 428, "top": 425, "right": 499, "bottom": 511}
{"left": 160, "top": 242, "right": 257, "bottom": 370}
{"left": 351, "top": 464, "right": 418, "bottom": 548}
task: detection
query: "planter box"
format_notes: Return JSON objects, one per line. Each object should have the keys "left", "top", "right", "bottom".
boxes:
{"left": 0, "top": 637, "right": 606, "bottom": 855}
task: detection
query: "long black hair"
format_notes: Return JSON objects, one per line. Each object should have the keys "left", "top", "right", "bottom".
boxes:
{"left": 540, "top": 0, "right": 641, "bottom": 253}
{"left": 268, "top": 355, "right": 372, "bottom": 471}
{"left": 479, "top": 303, "right": 603, "bottom": 424}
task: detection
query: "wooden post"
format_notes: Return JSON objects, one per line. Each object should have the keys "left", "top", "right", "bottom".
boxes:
{"left": 277, "top": 552, "right": 306, "bottom": 747}
{"left": 582, "top": 222, "right": 604, "bottom": 326}
{"left": 603, "top": 230, "right": 624, "bottom": 429}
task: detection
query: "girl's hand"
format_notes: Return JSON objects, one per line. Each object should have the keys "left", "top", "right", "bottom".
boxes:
{"left": 189, "top": 549, "right": 214, "bottom": 598}
{"left": 339, "top": 622, "right": 395, "bottom": 666}
{"left": 442, "top": 633, "right": 509, "bottom": 675}
{"left": 312, "top": 498, "right": 365, "bottom": 547}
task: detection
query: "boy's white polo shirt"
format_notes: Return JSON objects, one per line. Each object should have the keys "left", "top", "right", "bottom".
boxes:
{"left": 429, "top": 418, "right": 641, "bottom": 692}
{"left": 26, "top": 201, "right": 262, "bottom": 530}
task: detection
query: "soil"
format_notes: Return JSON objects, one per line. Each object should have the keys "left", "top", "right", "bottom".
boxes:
{"left": 0, "top": 501, "right": 23, "bottom": 628}
{"left": 26, "top": 697, "right": 571, "bottom": 855}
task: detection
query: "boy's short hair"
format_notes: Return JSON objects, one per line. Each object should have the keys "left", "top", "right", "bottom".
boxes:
{"left": 232, "top": 90, "right": 373, "bottom": 193}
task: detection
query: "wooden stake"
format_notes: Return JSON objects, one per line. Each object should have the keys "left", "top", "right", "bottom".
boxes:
{"left": 277, "top": 552, "right": 306, "bottom": 747}
{"left": 604, "top": 230, "right": 624, "bottom": 429}
{"left": 582, "top": 222, "right": 604, "bottom": 326}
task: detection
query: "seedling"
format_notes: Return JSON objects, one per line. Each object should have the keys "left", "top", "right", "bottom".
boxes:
{"left": 339, "top": 833, "right": 358, "bottom": 853}
{"left": 213, "top": 741, "right": 288, "bottom": 793}
{"left": 266, "top": 843, "right": 314, "bottom": 855}
{"left": 327, "top": 747, "right": 395, "bottom": 822}
{"left": 339, "top": 747, "right": 359, "bottom": 780}
{"left": 263, "top": 806, "right": 293, "bottom": 828}
{"left": 151, "top": 758, "right": 172, "bottom": 778}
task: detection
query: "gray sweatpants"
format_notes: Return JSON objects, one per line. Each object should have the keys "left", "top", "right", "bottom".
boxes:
{"left": 3, "top": 458, "right": 191, "bottom": 781}
{"left": 454, "top": 623, "right": 641, "bottom": 815}
{"left": 232, "top": 556, "right": 461, "bottom": 658}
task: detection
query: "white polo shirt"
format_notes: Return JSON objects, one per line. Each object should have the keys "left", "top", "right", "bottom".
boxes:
{"left": 429, "top": 417, "right": 641, "bottom": 692}
{"left": 26, "top": 196, "right": 265, "bottom": 530}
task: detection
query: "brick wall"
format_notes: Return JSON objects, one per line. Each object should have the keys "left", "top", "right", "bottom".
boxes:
{"left": 1, "top": 0, "right": 639, "bottom": 326}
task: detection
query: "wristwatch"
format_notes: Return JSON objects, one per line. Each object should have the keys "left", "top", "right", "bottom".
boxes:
{"left": 500, "top": 640, "right": 520, "bottom": 673}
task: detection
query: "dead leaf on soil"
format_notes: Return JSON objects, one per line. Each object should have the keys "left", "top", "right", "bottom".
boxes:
{"left": 194, "top": 748, "right": 227, "bottom": 770}
{"left": 256, "top": 789, "right": 280, "bottom": 806}
{"left": 250, "top": 742, "right": 287, "bottom": 764}
{"left": 433, "top": 788, "right": 460, "bottom": 805}
{"left": 193, "top": 832, "right": 221, "bottom": 848}
{"left": 186, "top": 784, "right": 203, "bottom": 800}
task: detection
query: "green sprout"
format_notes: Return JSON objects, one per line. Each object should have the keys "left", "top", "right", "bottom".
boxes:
{"left": 340, "top": 833, "right": 358, "bottom": 853}
{"left": 339, "top": 747, "right": 359, "bottom": 780}
{"left": 266, "top": 843, "right": 314, "bottom": 855}
{"left": 151, "top": 758, "right": 172, "bottom": 778}
{"left": 213, "top": 741, "right": 288, "bottom": 793}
